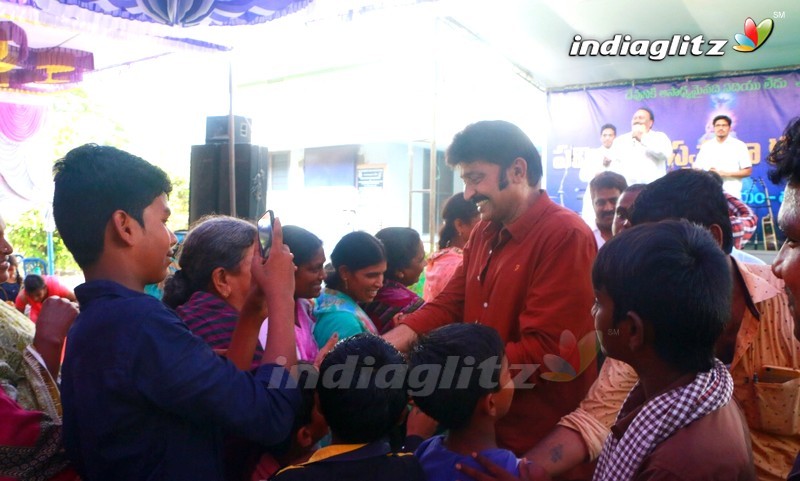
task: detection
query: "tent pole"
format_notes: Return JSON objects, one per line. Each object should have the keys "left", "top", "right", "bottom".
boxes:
{"left": 228, "top": 59, "right": 236, "bottom": 216}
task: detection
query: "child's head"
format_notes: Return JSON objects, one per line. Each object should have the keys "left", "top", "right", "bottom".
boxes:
{"left": 408, "top": 323, "right": 512, "bottom": 430}
{"left": 317, "top": 334, "right": 407, "bottom": 444}
{"left": 291, "top": 364, "right": 329, "bottom": 454}
{"left": 23, "top": 274, "right": 47, "bottom": 302}
{"left": 53, "top": 144, "right": 173, "bottom": 270}
{"left": 7, "top": 255, "right": 21, "bottom": 285}
{"left": 592, "top": 220, "right": 730, "bottom": 373}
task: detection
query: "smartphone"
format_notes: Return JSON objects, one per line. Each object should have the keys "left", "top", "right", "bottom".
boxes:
{"left": 257, "top": 210, "right": 275, "bottom": 258}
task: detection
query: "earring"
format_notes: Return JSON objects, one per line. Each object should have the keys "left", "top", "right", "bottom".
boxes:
{"left": 343, "top": 278, "right": 349, "bottom": 291}
{"left": 398, "top": 272, "right": 405, "bottom": 279}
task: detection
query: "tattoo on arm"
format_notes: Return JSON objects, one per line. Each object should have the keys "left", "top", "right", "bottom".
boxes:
{"left": 550, "top": 444, "right": 563, "bottom": 463}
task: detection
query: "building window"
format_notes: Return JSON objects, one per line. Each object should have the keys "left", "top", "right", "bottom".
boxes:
{"left": 422, "top": 148, "right": 454, "bottom": 234}
{"left": 304, "top": 145, "right": 358, "bottom": 188}
{"left": 270, "top": 151, "right": 290, "bottom": 191}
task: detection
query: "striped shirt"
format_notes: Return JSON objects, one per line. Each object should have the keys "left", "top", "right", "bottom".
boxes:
{"left": 177, "top": 290, "right": 263, "bottom": 370}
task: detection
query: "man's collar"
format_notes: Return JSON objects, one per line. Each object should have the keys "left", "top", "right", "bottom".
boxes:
{"left": 733, "top": 257, "right": 784, "bottom": 305}
{"left": 480, "top": 190, "right": 552, "bottom": 241}
{"left": 75, "top": 279, "right": 148, "bottom": 304}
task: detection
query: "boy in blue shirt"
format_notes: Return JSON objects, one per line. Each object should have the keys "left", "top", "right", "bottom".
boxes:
{"left": 53, "top": 144, "right": 301, "bottom": 481}
{"left": 409, "top": 323, "right": 520, "bottom": 480}
{"left": 272, "top": 334, "right": 425, "bottom": 480}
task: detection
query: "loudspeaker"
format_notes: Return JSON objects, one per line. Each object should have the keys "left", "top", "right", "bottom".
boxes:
{"left": 189, "top": 144, "right": 269, "bottom": 225}
{"left": 206, "top": 116, "right": 252, "bottom": 144}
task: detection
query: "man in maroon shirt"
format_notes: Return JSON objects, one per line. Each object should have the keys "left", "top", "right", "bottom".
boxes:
{"left": 384, "top": 120, "right": 597, "bottom": 457}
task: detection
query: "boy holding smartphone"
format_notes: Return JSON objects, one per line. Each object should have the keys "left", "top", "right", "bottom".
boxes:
{"left": 53, "top": 144, "right": 301, "bottom": 481}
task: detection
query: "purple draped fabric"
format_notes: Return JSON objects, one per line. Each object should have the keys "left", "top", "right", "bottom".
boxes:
{"left": 0, "top": 102, "right": 45, "bottom": 142}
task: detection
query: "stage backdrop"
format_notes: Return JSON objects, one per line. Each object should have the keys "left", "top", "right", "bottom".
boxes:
{"left": 546, "top": 70, "right": 800, "bottom": 245}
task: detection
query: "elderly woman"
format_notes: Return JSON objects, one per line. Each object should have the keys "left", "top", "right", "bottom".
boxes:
{"left": 362, "top": 227, "right": 426, "bottom": 333}
{"left": 164, "top": 215, "right": 292, "bottom": 370}
{"left": 313, "top": 231, "right": 386, "bottom": 346}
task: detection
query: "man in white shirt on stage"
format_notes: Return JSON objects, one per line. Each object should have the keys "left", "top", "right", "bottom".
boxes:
{"left": 580, "top": 124, "right": 619, "bottom": 224}
{"left": 693, "top": 115, "right": 752, "bottom": 198}
{"left": 613, "top": 107, "right": 673, "bottom": 185}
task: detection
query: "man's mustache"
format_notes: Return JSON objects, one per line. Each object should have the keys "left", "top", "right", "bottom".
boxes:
{"left": 472, "top": 195, "right": 490, "bottom": 204}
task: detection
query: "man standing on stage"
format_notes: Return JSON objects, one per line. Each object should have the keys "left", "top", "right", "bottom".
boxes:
{"left": 613, "top": 107, "right": 673, "bottom": 185}
{"left": 694, "top": 114, "right": 752, "bottom": 198}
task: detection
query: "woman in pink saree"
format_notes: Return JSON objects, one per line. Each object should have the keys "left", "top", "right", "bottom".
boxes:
{"left": 259, "top": 225, "right": 327, "bottom": 362}
{"left": 423, "top": 193, "right": 479, "bottom": 302}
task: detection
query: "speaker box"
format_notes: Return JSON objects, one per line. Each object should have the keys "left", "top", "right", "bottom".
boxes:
{"left": 206, "top": 116, "right": 252, "bottom": 144}
{"left": 189, "top": 144, "right": 269, "bottom": 224}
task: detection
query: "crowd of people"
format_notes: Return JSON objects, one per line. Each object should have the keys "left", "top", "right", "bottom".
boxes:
{"left": 581, "top": 109, "right": 759, "bottom": 251}
{"left": 1, "top": 114, "right": 800, "bottom": 481}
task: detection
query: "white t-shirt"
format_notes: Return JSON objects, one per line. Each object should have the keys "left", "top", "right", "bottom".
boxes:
{"left": 592, "top": 227, "right": 606, "bottom": 250}
{"left": 694, "top": 136, "right": 752, "bottom": 197}
{"left": 579, "top": 146, "right": 621, "bottom": 183}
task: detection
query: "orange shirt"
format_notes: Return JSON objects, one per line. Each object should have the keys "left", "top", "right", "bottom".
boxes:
{"left": 401, "top": 193, "right": 598, "bottom": 455}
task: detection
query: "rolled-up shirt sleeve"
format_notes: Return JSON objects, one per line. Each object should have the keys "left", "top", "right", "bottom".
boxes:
{"left": 557, "top": 358, "right": 638, "bottom": 460}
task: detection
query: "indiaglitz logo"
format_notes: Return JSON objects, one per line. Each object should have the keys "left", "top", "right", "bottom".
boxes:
{"left": 569, "top": 34, "right": 727, "bottom": 61}
{"left": 569, "top": 16, "right": 776, "bottom": 61}
{"left": 539, "top": 330, "right": 599, "bottom": 382}
{"left": 732, "top": 17, "right": 774, "bottom": 52}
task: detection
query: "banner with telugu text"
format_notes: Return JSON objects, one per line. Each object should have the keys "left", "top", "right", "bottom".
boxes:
{"left": 546, "top": 70, "right": 800, "bottom": 243}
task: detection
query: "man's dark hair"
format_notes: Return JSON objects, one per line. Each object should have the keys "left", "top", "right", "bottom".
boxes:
{"left": 630, "top": 169, "right": 733, "bottom": 254}
{"left": 623, "top": 183, "right": 647, "bottom": 196}
{"left": 408, "top": 323, "right": 505, "bottom": 430}
{"left": 638, "top": 107, "right": 655, "bottom": 123}
{"left": 446, "top": 120, "right": 542, "bottom": 186}
{"left": 713, "top": 115, "right": 732, "bottom": 127}
{"left": 375, "top": 227, "right": 421, "bottom": 283}
{"left": 600, "top": 123, "right": 616, "bottom": 135}
{"left": 53, "top": 144, "right": 172, "bottom": 269}
{"left": 23, "top": 274, "right": 45, "bottom": 293}
{"left": 317, "top": 334, "right": 407, "bottom": 444}
{"left": 593, "top": 220, "right": 730, "bottom": 373}
{"left": 589, "top": 171, "right": 627, "bottom": 197}
{"left": 768, "top": 117, "right": 800, "bottom": 185}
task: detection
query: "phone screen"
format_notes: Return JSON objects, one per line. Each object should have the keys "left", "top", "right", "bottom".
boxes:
{"left": 257, "top": 210, "right": 275, "bottom": 258}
